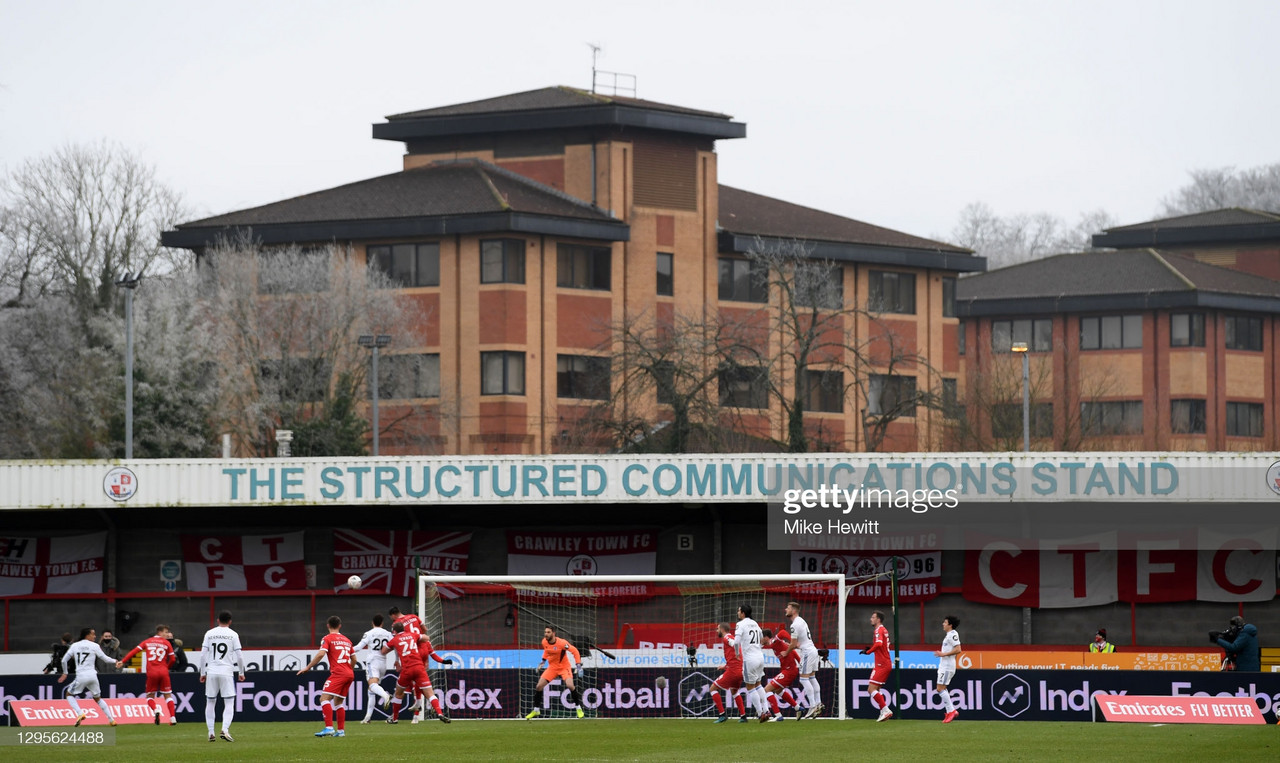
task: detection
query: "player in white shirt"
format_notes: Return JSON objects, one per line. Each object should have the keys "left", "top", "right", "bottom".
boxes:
{"left": 200, "top": 610, "right": 246, "bottom": 742}
{"left": 57, "top": 628, "right": 118, "bottom": 727}
{"left": 734, "top": 603, "right": 769, "bottom": 721}
{"left": 350, "top": 613, "right": 395, "bottom": 722}
{"left": 783, "top": 601, "right": 824, "bottom": 719}
{"left": 933, "top": 615, "right": 962, "bottom": 723}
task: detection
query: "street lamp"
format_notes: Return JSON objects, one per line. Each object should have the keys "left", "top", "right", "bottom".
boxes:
{"left": 358, "top": 334, "right": 392, "bottom": 456}
{"left": 1011, "top": 342, "right": 1030, "bottom": 453}
{"left": 115, "top": 272, "right": 142, "bottom": 459}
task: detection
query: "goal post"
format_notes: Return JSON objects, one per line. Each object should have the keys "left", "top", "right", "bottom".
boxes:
{"left": 416, "top": 574, "right": 849, "bottom": 720}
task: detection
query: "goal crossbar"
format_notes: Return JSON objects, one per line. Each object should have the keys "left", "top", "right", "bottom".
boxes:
{"left": 418, "top": 573, "right": 850, "bottom": 720}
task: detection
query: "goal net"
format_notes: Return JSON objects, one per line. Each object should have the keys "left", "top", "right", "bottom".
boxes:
{"left": 417, "top": 574, "right": 848, "bottom": 720}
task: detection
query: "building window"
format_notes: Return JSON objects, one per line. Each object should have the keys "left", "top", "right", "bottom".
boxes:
{"left": 653, "top": 361, "right": 675, "bottom": 405}
{"left": 481, "top": 239, "right": 525, "bottom": 284}
{"left": 656, "top": 252, "right": 674, "bottom": 297}
{"left": 1226, "top": 402, "right": 1264, "bottom": 437}
{"left": 941, "top": 378, "right": 961, "bottom": 419}
{"left": 993, "top": 403, "right": 1053, "bottom": 439}
{"left": 958, "top": 322, "right": 966, "bottom": 356}
{"left": 867, "top": 374, "right": 917, "bottom": 417}
{"left": 1170, "top": 399, "right": 1206, "bottom": 435}
{"left": 1170, "top": 313, "right": 1205, "bottom": 347}
{"left": 378, "top": 354, "right": 440, "bottom": 400}
{"left": 868, "top": 271, "right": 916, "bottom": 314}
{"left": 719, "top": 366, "right": 768, "bottom": 408}
{"left": 368, "top": 243, "right": 440, "bottom": 288}
{"left": 942, "top": 277, "right": 956, "bottom": 318}
{"left": 992, "top": 319, "right": 1052, "bottom": 352}
{"left": 1081, "top": 401, "right": 1143, "bottom": 435}
{"left": 1225, "top": 316, "right": 1263, "bottom": 351}
{"left": 556, "top": 355, "right": 610, "bottom": 400}
{"left": 557, "top": 244, "right": 611, "bottom": 290}
{"left": 794, "top": 264, "right": 843, "bottom": 309}
{"left": 480, "top": 351, "right": 525, "bottom": 395}
{"left": 801, "top": 369, "right": 843, "bottom": 413}
{"left": 718, "top": 257, "right": 767, "bottom": 303}
{"left": 1080, "top": 315, "right": 1142, "bottom": 350}
{"left": 260, "top": 358, "right": 328, "bottom": 402}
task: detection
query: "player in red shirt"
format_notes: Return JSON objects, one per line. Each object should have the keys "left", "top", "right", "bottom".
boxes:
{"left": 380, "top": 621, "right": 452, "bottom": 724}
{"left": 862, "top": 610, "right": 894, "bottom": 721}
{"left": 117, "top": 624, "right": 177, "bottom": 725}
{"left": 760, "top": 627, "right": 801, "bottom": 721}
{"left": 298, "top": 616, "right": 355, "bottom": 737}
{"left": 710, "top": 622, "right": 747, "bottom": 723}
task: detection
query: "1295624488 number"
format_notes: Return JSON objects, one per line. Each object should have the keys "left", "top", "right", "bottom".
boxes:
{"left": 0, "top": 728, "right": 116, "bottom": 746}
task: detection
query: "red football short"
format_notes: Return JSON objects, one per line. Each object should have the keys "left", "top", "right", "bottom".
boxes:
{"left": 869, "top": 666, "right": 891, "bottom": 685}
{"left": 322, "top": 672, "right": 354, "bottom": 696}
{"left": 768, "top": 668, "right": 799, "bottom": 688}
{"left": 713, "top": 666, "right": 743, "bottom": 691}
{"left": 396, "top": 664, "right": 430, "bottom": 691}
{"left": 144, "top": 671, "right": 172, "bottom": 694}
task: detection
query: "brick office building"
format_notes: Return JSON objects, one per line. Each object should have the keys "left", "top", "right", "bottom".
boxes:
{"left": 163, "top": 86, "right": 983, "bottom": 455}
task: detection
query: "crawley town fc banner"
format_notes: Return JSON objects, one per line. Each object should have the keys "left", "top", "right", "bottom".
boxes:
{"left": 507, "top": 530, "right": 658, "bottom": 575}
{"left": 0, "top": 533, "right": 106, "bottom": 596}
{"left": 180, "top": 532, "right": 306, "bottom": 591}
{"left": 333, "top": 529, "right": 471, "bottom": 594}
{"left": 963, "top": 530, "right": 1278, "bottom": 607}
{"left": 791, "top": 548, "right": 941, "bottom": 603}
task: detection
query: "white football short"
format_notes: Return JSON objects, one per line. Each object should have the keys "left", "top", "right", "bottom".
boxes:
{"left": 205, "top": 673, "right": 236, "bottom": 698}
{"left": 798, "top": 650, "right": 819, "bottom": 675}
{"left": 936, "top": 667, "right": 955, "bottom": 687}
{"left": 68, "top": 675, "right": 102, "bottom": 698}
{"left": 363, "top": 657, "right": 385, "bottom": 681}
{"left": 743, "top": 656, "right": 765, "bottom": 686}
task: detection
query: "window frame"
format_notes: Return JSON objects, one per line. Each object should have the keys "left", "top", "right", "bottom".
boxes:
{"left": 867, "top": 374, "right": 918, "bottom": 417}
{"left": 367, "top": 242, "right": 440, "bottom": 288}
{"left": 991, "top": 319, "right": 1053, "bottom": 352}
{"left": 992, "top": 402, "right": 1053, "bottom": 439}
{"left": 1081, "top": 400, "right": 1144, "bottom": 436}
{"left": 1225, "top": 315, "right": 1263, "bottom": 352}
{"left": 556, "top": 244, "right": 612, "bottom": 291}
{"left": 801, "top": 369, "right": 843, "bottom": 413}
{"left": 480, "top": 239, "right": 526, "bottom": 284}
{"left": 1080, "top": 314, "right": 1143, "bottom": 350}
{"left": 717, "top": 257, "right": 768, "bottom": 303}
{"left": 378, "top": 353, "right": 441, "bottom": 400}
{"left": 656, "top": 252, "right": 674, "bottom": 297}
{"left": 1169, "top": 313, "right": 1205, "bottom": 348}
{"left": 556, "top": 354, "right": 611, "bottom": 400}
{"left": 1225, "top": 401, "right": 1264, "bottom": 437}
{"left": 718, "top": 365, "right": 768, "bottom": 409}
{"left": 868, "top": 270, "right": 916, "bottom": 314}
{"left": 942, "top": 277, "right": 956, "bottom": 318}
{"left": 1170, "top": 398, "right": 1206, "bottom": 435}
{"left": 480, "top": 351, "right": 526, "bottom": 396}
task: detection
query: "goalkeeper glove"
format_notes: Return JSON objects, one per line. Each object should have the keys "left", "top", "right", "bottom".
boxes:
{"left": 860, "top": 647, "right": 874, "bottom": 655}
{"left": 442, "top": 658, "right": 454, "bottom": 665}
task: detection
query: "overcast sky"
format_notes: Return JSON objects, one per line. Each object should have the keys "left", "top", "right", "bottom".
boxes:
{"left": 2, "top": 0, "right": 1276, "bottom": 243}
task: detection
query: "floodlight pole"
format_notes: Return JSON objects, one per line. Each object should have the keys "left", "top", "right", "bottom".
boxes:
{"left": 358, "top": 334, "right": 392, "bottom": 456}
{"left": 115, "top": 273, "right": 142, "bottom": 459}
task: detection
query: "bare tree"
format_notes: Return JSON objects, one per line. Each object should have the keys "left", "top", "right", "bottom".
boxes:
{"left": 0, "top": 142, "right": 189, "bottom": 313}
{"left": 948, "top": 202, "right": 1118, "bottom": 269}
{"left": 1159, "top": 163, "right": 1280, "bottom": 216}
{"left": 201, "top": 236, "right": 417, "bottom": 456}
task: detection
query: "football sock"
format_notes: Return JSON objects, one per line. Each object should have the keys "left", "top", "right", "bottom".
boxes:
{"left": 147, "top": 697, "right": 157, "bottom": 712}
{"left": 768, "top": 693, "right": 781, "bottom": 714}
{"left": 322, "top": 700, "right": 334, "bottom": 728}
{"left": 805, "top": 677, "right": 822, "bottom": 706}
{"left": 754, "top": 687, "right": 769, "bottom": 714}
{"left": 430, "top": 696, "right": 443, "bottom": 714}
{"left": 97, "top": 699, "right": 115, "bottom": 723}
{"left": 205, "top": 699, "right": 217, "bottom": 734}
{"left": 67, "top": 696, "right": 83, "bottom": 715}
{"left": 734, "top": 693, "right": 746, "bottom": 715}
{"left": 940, "top": 688, "right": 955, "bottom": 712}
{"left": 221, "top": 701, "right": 234, "bottom": 731}
{"left": 390, "top": 697, "right": 402, "bottom": 721}
{"left": 370, "top": 683, "right": 390, "bottom": 700}
{"left": 570, "top": 687, "right": 583, "bottom": 706}
{"left": 166, "top": 697, "right": 176, "bottom": 718}
{"left": 712, "top": 692, "right": 726, "bottom": 713}
{"left": 336, "top": 706, "right": 345, "bottom": 731}
{"left": 871, "top": 691, "right": 886, "bottom": 710}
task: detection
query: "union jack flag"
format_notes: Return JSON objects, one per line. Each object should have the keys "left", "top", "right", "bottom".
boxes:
{"left": 333, "top": 529, "right": 471, "bottom": 597}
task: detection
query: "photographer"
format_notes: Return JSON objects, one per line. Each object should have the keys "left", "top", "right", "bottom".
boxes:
{"left": 1210, "top": 616, "right": 1259, "bottom": 672}
{"left": 41, "top": 632, "right": 72, "bottom": 675}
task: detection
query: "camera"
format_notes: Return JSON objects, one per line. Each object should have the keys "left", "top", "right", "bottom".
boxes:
{"left": 1209, "top": 621, "right": 1243, "bottom": 645}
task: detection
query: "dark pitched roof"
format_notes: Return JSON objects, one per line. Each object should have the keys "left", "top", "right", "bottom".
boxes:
{"left": 1092, "top": 207, "right": 1280, "bottom": 249}
{"left": 1105, "top": 208, "right": 1280, "bottom": 232}
{"left": 956, "top": 249, "right": 1280, "bottom": 316}
{"left": 387, "top": 86, "right": 732, "bottom": 121}
{"left": 373, "top": 86, "right": 746, "bottom": 143}
{"left": 162, "top": 159, "right": 628, "bottom": 249}
{"left": 717, "top": 185, "right": 984, "bottom": 273}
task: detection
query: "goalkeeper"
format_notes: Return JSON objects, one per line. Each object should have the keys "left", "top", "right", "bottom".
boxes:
{"left": 525, "top": 625, "right": 586, "bottom": 719}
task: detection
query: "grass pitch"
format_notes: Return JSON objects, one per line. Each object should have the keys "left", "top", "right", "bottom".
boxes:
{"left": 9, "top": 718, "right": 1278, "bottom": 761}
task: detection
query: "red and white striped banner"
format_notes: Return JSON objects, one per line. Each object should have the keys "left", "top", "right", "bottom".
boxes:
{"left": 333, "top": 529, "right": 471, "bottom": 595}
{"left": 0, "top": 533, "right": 106, "bottom": 596}
{"left": 180, "top": 532, "right": 306, "bottom": 591}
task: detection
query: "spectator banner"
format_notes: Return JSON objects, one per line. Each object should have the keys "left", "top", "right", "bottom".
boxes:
{"left": 506, "top": 530, "right": 657, "bottom": 576}
{"left": 180, "top": 532, "right": 306, "bottom": 591}
{"left": 8, "top": 698, "right": 170, "bottom": 726}
{"left": 791, "top": 549, "right": 941, "bottom": 603}
{"left": 1095, "top": 695, "right": 1264, "bottom": 724}
{"left": 0, "top": 533, "right": 106, "bottom": 596}
{"left": 955, "top": 650, "right": 1224, "bottom": 671}
{"left": 963, "top": 530, "right": 1277, "bottom": 606}
{"left": 332, "top": 529, "right": 471, "bottom": 595}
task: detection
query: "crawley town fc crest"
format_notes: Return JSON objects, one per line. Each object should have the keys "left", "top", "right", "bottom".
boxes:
{"left": 103, "top": 466, "right": 138, "bottom": 502}
{"left": 1267, "top": 461, "right": 1280, "bottom": 497}
{"left": 566, "top": 554, "right": 598, "bottom": 575}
